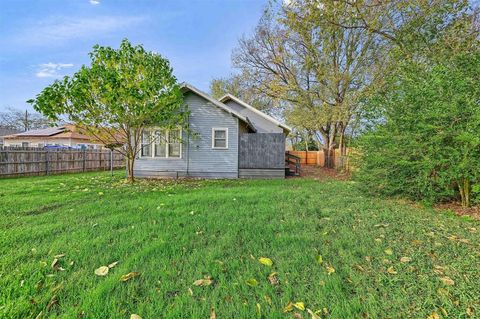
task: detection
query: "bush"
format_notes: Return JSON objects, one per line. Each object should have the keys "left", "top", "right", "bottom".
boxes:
{"left": 355, "top": 52, "right": 480, "bottom": 206}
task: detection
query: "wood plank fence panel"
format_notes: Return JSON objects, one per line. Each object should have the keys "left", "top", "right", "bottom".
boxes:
{"left": 239, "top": 133, "right": 285, "bottom": 169}
{"left": 0, "top": 146, "right": 125, "bottom": 178}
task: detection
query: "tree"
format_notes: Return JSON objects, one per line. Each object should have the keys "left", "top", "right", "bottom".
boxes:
{"left": 232, "top": 1, "right": 381, "bottom": 167}
{"left": 355, "top": 8, "right": 480, "bottom": 207}
{"left": 0, "top": 107, "right": 52, "bottom": 131}
{"left": 28, "top": 39, "right": 186, "bottom": 182}
{"left": 210, "top": 73, "right": 277, "bottom": 114}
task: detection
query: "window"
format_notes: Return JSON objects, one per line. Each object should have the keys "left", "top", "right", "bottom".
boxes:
{"left": 212, "top": 128, "right": 228, "bottom": 149}
{"left": 22, "top": 142, "right": 29, "bottom": 147}
{"left": 141, "top": 130, "right": 151, "bottom": 157}
{"left": 141, "top": 128, "right": 182, "bottom": 158}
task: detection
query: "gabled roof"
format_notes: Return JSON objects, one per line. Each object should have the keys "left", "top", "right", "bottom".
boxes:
{"left": 219, "top": 94, "right": 292, "bottom": 133}
{"left": 180, "top": 83, "right": 257, "bottom": 132}
{"left": 9, "top": 126, "right": 65, "bottom": 137}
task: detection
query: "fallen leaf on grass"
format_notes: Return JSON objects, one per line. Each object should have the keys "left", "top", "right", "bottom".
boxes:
{"left": 426, "top": 312, "right": 440, "bottom": 319}
{"left": 294, "top": 302, "right": 305, "bottom": 311}
{"left": 54, "top": 253, "right": 65, "bottom": 258}
{"left": 193, "top": 277, "right": 213, "bottom": 286}
{"left": 284, "top": 302, "right": 294, "bottom": 313}
{"left": 293, "top": 312, "right": 304, "bottom": 319}
{"left": 384, "top": 248, "right": 393, "bottom": 255}
{"left": 51, "top": 258, "right": 59, "bottom": 269}
{"left": 325, "top": 266, "right": 335, "bottom": 275}
{"left": 400, "top": 257, "right": 412, "bottom": 263}
{"left": 120, "top": 272, "right": 140, "bottom": 282}
{"left": 306, "top": 308, "right": 321, "bottom": 319}
{"left": 440, "top": 276, "right": 454, "bottom": 286}
{"left": 210, "top": 308, "right": 216, "bottom": 319}
{"left": 94, "top": 266, "right": 109, "bottom": 276}
{"left": 258, "top": 257, "right": 273, "bottom": 266}
{"left": 130, "top": 314, "right": 142, "bottom": 319}
{"left": 387, "top": 266, "right": 397, "bottom": 274}
{"left": 267, "top": 272, "right": 279, "bottom": 285}
{"left": 108, "top": 261, "right": 119, "bottom": 268}
{"left": 246, "top": 278, "right": 258, "bottom": 287}
{"left": 316, "top": 255, "right": 323, "bottom": 265}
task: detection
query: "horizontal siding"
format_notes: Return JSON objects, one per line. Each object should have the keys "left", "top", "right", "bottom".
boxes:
{"left": 239, "top": 169, "right": 285, "bottom": 179}
{"left": 134, "top": 92, "right": 239, "bottom": 178}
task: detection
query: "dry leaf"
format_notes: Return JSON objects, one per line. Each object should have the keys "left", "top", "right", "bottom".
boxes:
{"left": 294, "top": 302, "right": 305, "bottom": 311}
{"left": 306, "top": 308, "right": 321, "bottom": 319}
{"left": 400, "top": 257, "right": 412, "bottom": 263}
{"left": 387, "top": 266, "right": 397, "bottom": 274}
{"left": 130, "top": 314, "right": 142, "bottom": 319}
{"left": 267, "top": 272, "right": 279, "bottom": 285}
{"left": 51, "top": 258, "right": 59, "bottom": 269}
{"left": 54, "top": 254, "right": 65, "bottom": 258}
{"left": 108, "top": 261, "right": 119, "bottom": 268}
{"left": 120, "top": 271, "right": 140, "bottom": 282}
{"left": 466, "top": 307, "right": 474, "bottom": 316}
{"left": 210, "top": 308, "right": 216, "bottom": 319}
{"left": 326, "top": 266, "right": 335, "bottom": 275}
{"left": 384, "top": 248, "right": 393, "bottom": 255}
{"left": 193, "top": 277, "right": 213, "bottom": 286}
{"left": 258, "top": 257, "right": 273, "bottom": 266}
{"left": 440, "top": 276, "right": 454, "bottom": 286}
{"left": 426, "top": 312, "right": 440, "bottom": 319}
{"left": 94, "top": 266, "right": 109, "bottom": 276}
{"left": 246, "top": 278, "right": 258, "bottom": 287}
{"left": 283, "top": 302, "right": 294, "bottom": 313}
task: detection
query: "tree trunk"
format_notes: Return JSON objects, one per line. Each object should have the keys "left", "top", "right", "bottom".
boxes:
{"left": 127, "top": 157, "right": 135, "bottom": 183}
{"left": 458, "top": 177, "right": 470, "bottom": 207}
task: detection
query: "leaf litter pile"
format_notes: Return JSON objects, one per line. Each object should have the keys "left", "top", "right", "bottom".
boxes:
{"left": 0, "top": 171, "right": 479, "bottom": 318}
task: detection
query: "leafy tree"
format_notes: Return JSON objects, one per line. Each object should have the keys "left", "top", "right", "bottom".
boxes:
{"left": 232, "top": 1, "right": 381, "bottom": 167}
{"left": 355, "top": 10, "right": 480, "bottom": 207}
{"left": 28, "top": 39, "right": 186, "bottom": 182}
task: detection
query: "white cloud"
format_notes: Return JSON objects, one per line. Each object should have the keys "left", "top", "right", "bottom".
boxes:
{"left": 35, "top": 62, "right": 74, "bottom": 78}
{"left": 90, "top": 0, "right": 100, "bottom": 4}
{"left": 15, "top": 15, "right": 146, "bottom": 46}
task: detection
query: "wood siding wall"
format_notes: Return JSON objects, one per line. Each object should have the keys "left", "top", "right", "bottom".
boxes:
{"left": 0, "top": 147, "right": 124, "bottom": 178}
{"left": 133, "top": 92, "right": 239, "bottom": 178}
{"left": 239, "top": 133, "right": 285, "bottom": 169}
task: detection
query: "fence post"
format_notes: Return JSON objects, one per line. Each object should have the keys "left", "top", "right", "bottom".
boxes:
{"left": 110, "top": 149, "right": 113, "bottom": 176}
{"left": 83, "top": 149, "right": 86, "bottom": 172}
{"left": 45, "top": 149, "right": 49, "bottom": 175}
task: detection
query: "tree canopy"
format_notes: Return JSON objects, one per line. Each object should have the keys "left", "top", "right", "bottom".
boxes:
{"left": 28, "top": 39, "right": 186, "bottom": 182}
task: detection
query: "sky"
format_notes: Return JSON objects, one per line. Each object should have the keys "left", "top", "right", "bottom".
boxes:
{"left": 0, "top": 0, "right": 267, "bottom": 112}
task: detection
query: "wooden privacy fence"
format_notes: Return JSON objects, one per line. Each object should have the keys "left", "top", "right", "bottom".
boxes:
{"left": 239, "top": 133, "right": 285, "bottom": 169}
{"left": 0, "top": 146, "right": 125, "bottom": 178}
{"left": 287, "top": 149, "right": 350, "bottom": 168}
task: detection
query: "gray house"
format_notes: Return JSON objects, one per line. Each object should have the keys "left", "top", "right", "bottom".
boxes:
{"left": 133, "top": 83, "right": 291, "bottom": 179}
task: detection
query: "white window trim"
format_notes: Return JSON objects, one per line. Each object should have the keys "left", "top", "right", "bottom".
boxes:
{"left": 212, "top": 127, "right": 229, "bottom": 149}
{"left": 140, "top": 128, "right": 182, "bottom": 159}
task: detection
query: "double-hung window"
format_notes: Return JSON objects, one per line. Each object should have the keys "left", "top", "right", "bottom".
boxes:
{"left": 212, "top": 128, "right": 228, "bottom": 149}
{"left": 141, "top": 128, "right": 182, "bottom": 158}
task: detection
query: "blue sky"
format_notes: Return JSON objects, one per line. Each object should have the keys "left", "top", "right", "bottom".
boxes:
{"left": 0, "top": 0, "right": 267, "bottom": 112}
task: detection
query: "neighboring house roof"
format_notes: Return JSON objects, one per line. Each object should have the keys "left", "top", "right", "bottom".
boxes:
{"left": 3, "top": 124, "right": 101, "bottom": 142}
{"left": 180, "top": 83, "right": 257, "bottom": 132}
{"left": 219, "top": 94, "right": 292, "bottom": 133}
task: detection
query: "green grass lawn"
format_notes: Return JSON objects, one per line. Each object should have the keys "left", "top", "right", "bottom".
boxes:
{"left": 0, "top": 172, "right": 479, "bottom": 319}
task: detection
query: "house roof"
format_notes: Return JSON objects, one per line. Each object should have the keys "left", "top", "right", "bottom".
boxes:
{"left": 3, "top": 124, "right": 100, "bottom": 142}
{"left": 180, "top": 83, "right": 257, "bottom": 132}
{"left": 219, "top": 94, "right": 292, "bottom": 133}
{"left": 0, "top": 127, "right": 22, "bottom": 137}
